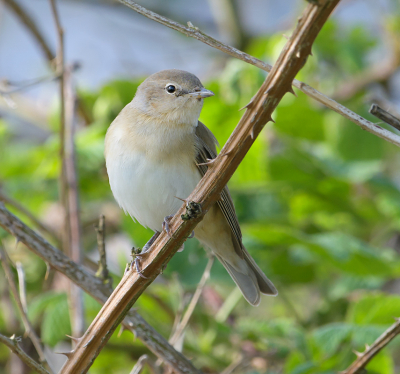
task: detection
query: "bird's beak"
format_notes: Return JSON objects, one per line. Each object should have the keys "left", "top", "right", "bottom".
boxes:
{"left": 188, "top": 87, "right": 215, "bottom": 99}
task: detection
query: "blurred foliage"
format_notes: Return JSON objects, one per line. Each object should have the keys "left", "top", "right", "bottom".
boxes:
{"left": 1, "top": 4, "right": 400, "bottom": 374}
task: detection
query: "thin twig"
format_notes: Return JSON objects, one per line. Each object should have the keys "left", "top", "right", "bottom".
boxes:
{"left": 16, "top": 262, "right": 28, "bottom": 314}
{"left": 0, "top": 244, "right": 52, "bottom": 372}
{"left": 95, "top": 215, "right": 110, "bottom": 283}
{"left": 59, "top": 2, "right": 340, "bottom": 372}
{"left": 64, "top": 65, "right": 86, "bottom": 338}
{"left": 169, "top": 255, "right": 214, "bottom": 347}
{"left": 0, "top": 72, "right": 61, "bottom": 95}
{"left": 50, "top": 0, "right": 86, "bottom": 339}
{"left": 0, "top": 333, "right": 50, "bottom": 374}
{"left": 117, "top": 0, "right": 400, "bottom": 148}
{"left": 129, "top": 355, "right": 149, "bottom": 374}
{"left": 0, "top": 203, "right": 201, "bottom": 374}
{"left": 369, "top": 104, "right": 400, "bottom": 132}
{"left": 130, "top": 354, "right": 161, "bottom": 374}
{"left": 0, "top": 189, "right": 59, "bottom": 243}
{"left": 343, "top": 318, "right": 400, "bottom": 374}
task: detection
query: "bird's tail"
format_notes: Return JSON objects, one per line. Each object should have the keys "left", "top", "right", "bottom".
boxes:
{"left": 216, "top": 248, "right": 277, "bottom": 306}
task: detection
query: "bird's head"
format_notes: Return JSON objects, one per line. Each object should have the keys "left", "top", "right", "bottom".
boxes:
{"left": 131, "top": 69, "right": 214, "bottom": 127}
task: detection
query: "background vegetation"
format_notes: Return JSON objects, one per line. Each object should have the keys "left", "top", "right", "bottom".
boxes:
{"left": 1, "top": 0, "right": 400, "bottom": 373}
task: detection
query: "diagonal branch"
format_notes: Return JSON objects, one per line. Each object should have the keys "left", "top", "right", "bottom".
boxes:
{"left": 0, "top": 203, "right": 200, "bottom": 374}
{"left": 0, "top": 333, "right": 50, "bottom": 374}
{"left": 59, "top": 1, "right": 340, "bottom": 373}
{"left": 117, "top": 0, "right": 400, "bottom": 148}
{"left": 343, "top": 319, "right": 400, "bottom": 374}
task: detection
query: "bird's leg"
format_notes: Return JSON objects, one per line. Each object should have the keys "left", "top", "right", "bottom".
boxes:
{"left": 188, "top": 231, "right": 195, "bottom": 239}
{"left": 130, "top": 247, "right": 148, "bottom": 279}
{"left": 162, "top": 215, "right": 174, "bottom": 237}
{"left": 142, "top": 231, "right": 160, "bottom": 253}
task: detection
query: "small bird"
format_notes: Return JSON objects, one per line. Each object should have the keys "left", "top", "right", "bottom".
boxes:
{"left": 105, "top": 69, "right": 277, "bottom": 306}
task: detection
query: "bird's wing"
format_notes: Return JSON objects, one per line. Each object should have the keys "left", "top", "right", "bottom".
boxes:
{"left": 195, "top": 122, "right": 244, "bottom": 257}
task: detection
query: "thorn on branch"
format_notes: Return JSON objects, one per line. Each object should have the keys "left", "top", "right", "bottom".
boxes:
{"left": 196, "top": 157, "right": 217, "bottom": 167}
{"left": 343, "top": 318, "right": 400, "bottom": 374}
{"left": 287, "top": 86, "right": 297, "bottom": 97}
{"left": 56, "top": 351, "right": 75, "bottom": 358}
{"left": 187, "top": 21, "right": 199, "bottom": 31}
{"left": 66, "top": 335, "right": 83, "bottom": 344}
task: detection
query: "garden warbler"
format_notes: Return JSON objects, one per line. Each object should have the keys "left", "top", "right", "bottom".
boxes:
{"left": 105, "top": 69, "right": 277, "bottom": 306}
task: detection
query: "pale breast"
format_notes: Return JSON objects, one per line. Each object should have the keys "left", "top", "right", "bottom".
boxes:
{"left": 105, "top": 116, "right": 201, "bottom": 232}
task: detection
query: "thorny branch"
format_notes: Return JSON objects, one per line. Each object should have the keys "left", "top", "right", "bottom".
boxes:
{"left": 0, "top": 333, "right": 50, "bottom": 374}
{"left": 343, "top": 319, "right": 400, "bottom": 374}
{"left": 0, "top": 244, "right": 52, "bottom": 372}
{"left": 0, "top": 203, "right": 201, "bottom": 374}
{"left": 117, "top": 0, "right": 400, "bottom": 148}
{"left": 58, "top": 1, "right": 340, "bottom": 373}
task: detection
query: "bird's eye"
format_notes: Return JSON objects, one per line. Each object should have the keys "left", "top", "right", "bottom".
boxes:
{"left": 166, "top": 85, "right": 176, "bottom": 94}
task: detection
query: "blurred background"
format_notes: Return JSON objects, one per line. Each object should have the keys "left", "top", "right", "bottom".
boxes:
{"left": 1, "top": 0, "right": 400, "bottom": 373}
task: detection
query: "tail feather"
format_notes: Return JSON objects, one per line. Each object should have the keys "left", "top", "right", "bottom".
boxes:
{"left": 215, "top": 248, "right": 278, "bottom": 307}
{"left": 216, "top": 255, "right": 261, "bottom": 306}
{"left": 242, "top": 248, "right": 278, "bottom": 296}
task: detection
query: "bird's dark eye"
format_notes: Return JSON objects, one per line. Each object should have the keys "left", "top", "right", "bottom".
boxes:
{"left": 166, "top": 85, "right": 176, "bottom": 94}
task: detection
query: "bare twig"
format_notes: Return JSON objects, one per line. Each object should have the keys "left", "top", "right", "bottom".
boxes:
{"left": 0, "top": 189, "right": 59, "bottom": 243}
{"left": 369, "top": 104, "right": 400, "bottom": 132}
{"left": 343, "top": 319, "right": 400, "bottom": 374}
{"left": 169, "top": 255, "right": 214, "bottom": 347}
{"left": 0, "top": 72, "right": 62, "bottom": 95}
{"left": 130, "top": 354, "right": 161, "bottom": 374}
{"left": 117, "top": 0, "right": 400, "bottom": 148}
{"left": 50, "top": 0, "right": 86, "bottom": 339}
{"left": 3, "top": 0, "right": 54, "bottom": 61}
{"left": 59, "top": 2, "right": 340, "bottom": 373}
{"left": 64, "top": 65, "right": 86, "bottom": 338}
{"left": 0, "top": 244, "right": 52, "bottom": 372}
{"left": 0, "top": 333, "right": 50, "bottom": 374}
{"left": 16, "top": 262, "right": 28, "bottom": 314}
{"left": 129, "top": 355, "right": 149, "bottom": 374}
{"left": 95, "top": 215, "right": 110, "bottom": 283}
{"left": 0, "top": 203, "right": 201, "bottom": 374}
{"left": 0, "top": 64, "right": 80, "bottom": 96}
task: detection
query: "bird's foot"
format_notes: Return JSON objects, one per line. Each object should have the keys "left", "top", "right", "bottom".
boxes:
{"left": 181, "top": 201, "right": 202, "bottom": 221}
{"left": 130, "top": 247, "right": 148, "bottom": 279}
{"left": 162, "top": 215, "right": 174, "bottom": 237}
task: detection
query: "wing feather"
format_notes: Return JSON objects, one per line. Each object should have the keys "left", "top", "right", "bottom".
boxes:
{"left": 195, "top": 122, "right": 244, "bottom": 258}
